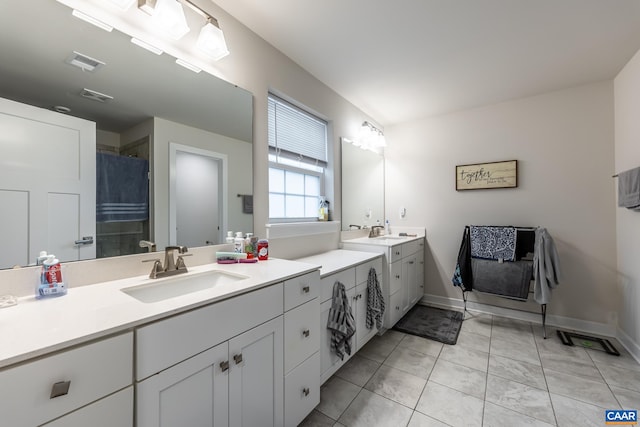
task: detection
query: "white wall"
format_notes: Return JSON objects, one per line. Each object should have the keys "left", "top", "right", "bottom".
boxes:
{"left": 614, "top": 50, "right": 640, "bottom": 356}
{"left": 385, "top": 81, "right": 618, "bottom": 330}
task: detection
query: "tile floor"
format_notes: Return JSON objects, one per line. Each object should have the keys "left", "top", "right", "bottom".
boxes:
{"left": 300, "top": 311, "right": 640, "bottom": 427}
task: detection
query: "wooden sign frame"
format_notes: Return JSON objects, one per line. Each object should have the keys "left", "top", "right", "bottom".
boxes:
{"left": 456, "top": 160, "right": 518, "bottom": 191}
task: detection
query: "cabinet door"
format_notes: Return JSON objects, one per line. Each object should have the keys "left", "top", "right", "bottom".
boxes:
{"left": 319, "top": 286, "right": 356, "bottom": 384}
{"left": 389, "top": 291, "right": 404, "bottom": 326}
{"left": 43, "top": 387, "right": 133, "bottom": 427}
{"left": 388, "top": 260, "right": 402, "bottom": 295}
{"left": 229, "top": 316, "right": 284, "bottom": 427}
{"left": 354, "top": 281, "right": 378, "bottom": 350}
{"left": 401, "top": 255, "right": 417, "bottom": 314}
{"left": 136, "top": 342, "right": 229, "bottom": 427}
{"left": 417, "top": 249, "right": 425, "bottom": 303}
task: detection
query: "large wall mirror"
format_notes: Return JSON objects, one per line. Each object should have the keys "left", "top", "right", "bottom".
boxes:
{"left": 341, "top": 139, "right": 384, "bottom": 230}
{"left": 0, "top": 0, "right": 253, "bottom": 269}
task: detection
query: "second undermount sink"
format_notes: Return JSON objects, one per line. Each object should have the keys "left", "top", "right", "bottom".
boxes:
{"left": 121, "top": 270, "right": 249, "bottom": 303}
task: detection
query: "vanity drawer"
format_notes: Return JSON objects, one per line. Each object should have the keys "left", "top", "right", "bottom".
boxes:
{"left": 402, "top": 240, "right": 421, "bottom": 258}
{"left": 355, "top": 257, "right": 383, "bottom": 284}
{"left": 136, "top": 283, "right": 283, "bottom": 380}
{"left": 284, "top": 270, "right": 320, "bottom": 311}
{"left": 284, "top": 352, "right": 320, "bottom": 427}
{"left": 320, "top": 268, "right": 356, "bottom": 303}
{"left": 0, "top": 332, "right": 133, "bottom": 427}
{"left": 389, "top": 245, "right": 403, "bottom": 263}
{"left": 284, "top": 298, "right": 320, "bottom": 373}
{"left": 42, "top": 386, "right": 133, "bottom": 427}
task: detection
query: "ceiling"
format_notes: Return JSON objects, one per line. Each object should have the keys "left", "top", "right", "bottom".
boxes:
{"left": 213, "top": 0, "right": 640, "bottom": 126}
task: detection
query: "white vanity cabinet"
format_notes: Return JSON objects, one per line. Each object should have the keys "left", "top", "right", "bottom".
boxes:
{"left": 343, "top": 236, "right": 425, "bottom": 330}
{"left": 311, "top": 255, "right": 383, "bottom": 384}
{"left": 135, "top": 283, "right": 285, "bottom": 427}
{"left": 0, "top": 332, "right": 133, "bottom": 427}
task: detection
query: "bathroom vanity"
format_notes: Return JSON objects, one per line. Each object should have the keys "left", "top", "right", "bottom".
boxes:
{"left": 342, "top": 233, "right": 426, "bottom": 330}
{"left": 0, "top": 259, "right": 320, "bottom": 427}
{"left": 295, "top": 250, "right": 384, "bottom": 384}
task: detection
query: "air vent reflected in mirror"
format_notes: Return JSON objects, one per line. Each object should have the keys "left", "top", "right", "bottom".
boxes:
{"left": 65, "top": 51, "right": 105, "bottom": 72}
{"left": 80, "top": 88, "right": 114, "bottom": 103}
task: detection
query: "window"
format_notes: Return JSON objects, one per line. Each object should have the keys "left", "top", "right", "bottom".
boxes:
{"left": 268, "top": 94, "right": 328, "bottom": 220}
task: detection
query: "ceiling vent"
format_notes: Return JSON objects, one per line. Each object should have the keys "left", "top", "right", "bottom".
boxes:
{"left": 65, "top": 51, "right": 105, "bottom": 72}
{"left": 80, "top": 88, "right": 114, "bottom": 103}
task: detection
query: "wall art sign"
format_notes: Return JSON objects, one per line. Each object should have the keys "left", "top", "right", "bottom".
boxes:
{"left": 456, "top": 160, "right": 518, "bottom": 191}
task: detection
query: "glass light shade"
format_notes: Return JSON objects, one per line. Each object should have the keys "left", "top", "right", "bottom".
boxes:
{"left": 197, "top": 22, "right": 230, "bottom": 60}
{"left": 151, "top": 0, "right": 190, "bottom": 40}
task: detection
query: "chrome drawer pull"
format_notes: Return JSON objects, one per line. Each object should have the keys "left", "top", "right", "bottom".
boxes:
{"left": 302, "top": 285, "right": 310, "bottom": 293}
{"left": 233, "top": 354, "right": 243, "bottom": 364}
{"left": 302, "top": 329, "right": 310, "bottom": 338}
{"left": 302, "top": 387, "right": 310, "bottom": 397}
{"left": 220, "top": 360, "right": 230, "bottom": 372}
{"left": 50, "top": 380, "right": 71, "bottom": 399}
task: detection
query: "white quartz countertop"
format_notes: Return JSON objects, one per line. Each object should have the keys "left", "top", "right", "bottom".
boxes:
{"left": 342, "top": 234, "right": 423, "bottom": 247}
{"left": 0, "top": 258, "right": 319, "bottom": 369}
{"left": 295, "top": 249, "right": 382, "bottom": 278}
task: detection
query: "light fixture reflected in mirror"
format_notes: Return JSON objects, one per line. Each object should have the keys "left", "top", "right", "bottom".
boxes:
{"left": 131, "top": 37, "right": 164, "bottom": 55}
{"left": 71, "top": 10, "right": 113, "bottom": 32}
{"left": 176, "top": 58, "right": 201, "bottom": 73}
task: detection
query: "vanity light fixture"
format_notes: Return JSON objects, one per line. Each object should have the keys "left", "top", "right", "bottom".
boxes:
{"left": 175, "top": 58, "right": 201, "bottom": 73}
{"left": 71, "top": 10, "right": 113, "bottom": 32}
{"left": 131, "top": 37, "right": 164, "bottom": 55}
{"left": 357, "top": 121, "right": 387, "bottom": 149}
{"left": 139, "top": 0, "right": 190, "bottom": 40}
{"left": 196, "top": 17, "right": 229, "bottom": 60}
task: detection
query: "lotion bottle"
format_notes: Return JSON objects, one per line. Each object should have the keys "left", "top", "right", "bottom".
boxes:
{"left": 234, "top": 232, "right": 244, "bottom": 253}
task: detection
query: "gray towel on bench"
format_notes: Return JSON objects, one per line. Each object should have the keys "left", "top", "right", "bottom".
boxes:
{"left": 471, "top": 258, "right": 533, "bottom": 301}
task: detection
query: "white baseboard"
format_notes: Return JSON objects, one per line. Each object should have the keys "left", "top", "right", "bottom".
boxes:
{"left": 420, "top": 293, "right": 616, "bottom": 337}
{"left": 616, "top": 327, "right": 640, "bottom": 364}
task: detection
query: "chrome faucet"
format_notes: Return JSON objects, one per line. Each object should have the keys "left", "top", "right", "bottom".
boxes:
{"left": 139, "top": 240, "right": 156, "bottom": 252}
{"left": 368, "top": 225, "right": 385, "bottom": 238}
{"left": 143, "top": 245, "right": 190, "bottom": 279}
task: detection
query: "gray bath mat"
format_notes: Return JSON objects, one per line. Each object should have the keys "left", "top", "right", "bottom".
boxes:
{"left": 393, "top": 305, "right": 463, "bottom": 345}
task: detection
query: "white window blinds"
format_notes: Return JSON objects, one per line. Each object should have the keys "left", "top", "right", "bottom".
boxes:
{"left": 268, "top": 94, "right": 328, "bottom": 167}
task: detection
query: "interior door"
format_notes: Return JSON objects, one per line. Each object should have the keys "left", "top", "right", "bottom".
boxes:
{"left": 0, "top": 97, "right": 96, "bottom": 268}
{"left": 170, "top": 144, "right": 226, "bottom": 247}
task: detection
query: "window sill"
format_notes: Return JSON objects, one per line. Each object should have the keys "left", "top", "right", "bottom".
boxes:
{"left": 265, "top": 221, "right": 340, "bottom": 239}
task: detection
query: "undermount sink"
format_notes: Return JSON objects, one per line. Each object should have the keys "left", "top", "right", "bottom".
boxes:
{"left": 372, "top": 236, "right": 406, "bottom": 240}
{"left": 121, "top": 270, "right": 249, "bottom": 303}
